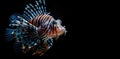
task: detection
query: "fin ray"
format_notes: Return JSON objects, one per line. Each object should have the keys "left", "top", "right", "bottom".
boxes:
{"left": 23, "top": 0, "right": 47, "bottom": 21}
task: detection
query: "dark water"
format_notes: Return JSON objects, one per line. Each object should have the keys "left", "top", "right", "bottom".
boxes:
{"left": 0, "top": 0, "right": 103, "bottom": 59}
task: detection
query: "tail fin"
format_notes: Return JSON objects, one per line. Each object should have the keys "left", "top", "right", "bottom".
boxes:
{"left": 5, "top": 13, "right": 23, "bottom": 42}
{"left": 5, "top": 28, "right": 14, "bottom": 42}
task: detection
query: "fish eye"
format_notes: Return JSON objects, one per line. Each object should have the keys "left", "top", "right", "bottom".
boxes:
{"left": 52, "top": 20, "right": 57, "bottom": 24}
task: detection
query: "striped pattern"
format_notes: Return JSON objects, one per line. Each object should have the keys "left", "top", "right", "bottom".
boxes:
{"left": 23, "top": 0, "right": 47, "bottom": 20}
{"left": 22, "top": 0, "right": 66, "bottom": 39}
{"left": 6, "top": 0, "right": 66, "bottom": 56}
{"left": 28, "top": 14, "right": 52, "bottom": 27}
{"left": 28, "top": 14, "right": 60, "bottom": 38}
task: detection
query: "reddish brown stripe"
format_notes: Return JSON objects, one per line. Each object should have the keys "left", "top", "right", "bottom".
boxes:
{"left": 40, "top": 14, "right": 46, "bottom": 25}
{"left": 54, "top": 25, "right": 58, "bottom": 36}
{"left": 50, "top": 24, "right": 54, "bottom": 35}
{"left": 35, "top": 15, "right": 40, "bottom": 27}
{"left": 41, "top": 14, "right": 48, "bottom": 24}
{"left": 37, "top": 14, "right": 43, "bottom": 27}
{"left": 33, "top": 16, "right": 39, "bottom": 26}
{"left": 31, "top": 18, "right": 34, "bottom": 25}
{"left": 32, "top": 17, "right": 37, "bottom": 26}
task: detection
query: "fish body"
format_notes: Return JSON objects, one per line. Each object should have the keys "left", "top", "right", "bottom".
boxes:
{"left": 5, "top": 0, "right": 66, "bottom": 56}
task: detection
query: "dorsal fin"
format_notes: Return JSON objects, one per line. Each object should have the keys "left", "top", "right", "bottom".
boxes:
{"left": 23, "top": 0, "right": 47, "bottom": 20}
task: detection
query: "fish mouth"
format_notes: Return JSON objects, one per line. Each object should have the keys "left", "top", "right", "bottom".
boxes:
{"left": 58, "top": 26, "right": 67, "bottom": 36}
{"left": 54, "top": 26, "right": 67, "bottom": 39}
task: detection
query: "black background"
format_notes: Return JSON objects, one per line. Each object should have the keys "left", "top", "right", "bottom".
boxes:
{"left": 0, "top": 0, "right": 102, "bottom": 59}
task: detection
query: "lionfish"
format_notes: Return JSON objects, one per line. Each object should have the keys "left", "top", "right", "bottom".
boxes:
{"left": 5, "top": 0, "right": 67, "bottom": 56}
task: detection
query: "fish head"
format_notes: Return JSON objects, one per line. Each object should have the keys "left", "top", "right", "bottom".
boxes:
{"left": 52, "top": 19, "right": 67, "bottom": 39}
